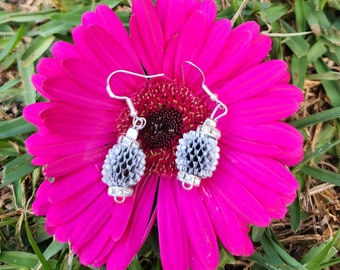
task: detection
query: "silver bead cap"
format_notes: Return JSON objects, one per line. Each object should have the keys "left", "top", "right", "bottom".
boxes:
{"left": 196, "top": 118, "right": 221, "bottom": 140}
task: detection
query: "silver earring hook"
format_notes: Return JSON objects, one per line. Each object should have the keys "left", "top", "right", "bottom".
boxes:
{"left": 181, "top": 61, "right": 228, "bottom": 122}
{"left": 106, "top": 70, "right": 165, "bottom": 129}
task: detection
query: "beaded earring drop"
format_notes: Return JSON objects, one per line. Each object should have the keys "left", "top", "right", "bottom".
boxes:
{"left": 175, "top": 61, "right": 228, "bottom": 190}
{"left": 102, "top": 70, "right": 164, "bottom": 203}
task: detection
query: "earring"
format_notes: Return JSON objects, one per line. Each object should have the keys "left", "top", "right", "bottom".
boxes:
{"left": 175, "top": 61, "right": 228, "bottom": 190}
{"left": 102, "top": 70, "right": 164, "bottom": 203}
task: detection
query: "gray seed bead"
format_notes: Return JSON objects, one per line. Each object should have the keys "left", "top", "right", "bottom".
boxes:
{"left": 175, "top": 130, "right": 220, "bottom": 179}
{"left": 102, "top": 143, "right": 146, "bottom": 188}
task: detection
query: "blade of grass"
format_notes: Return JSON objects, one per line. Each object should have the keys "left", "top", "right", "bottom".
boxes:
{"left": 306, "top": 230, "right": 340, "bottom": 269}
{"left": 21, "top": 35, "right": 55, "bottom": 66}
{"left": 300, "top": 165, "right": 340, "bottom": 185}
{"left": 0, "top": 251, "right": 39, "bottom": 268}
{"left": 307, "top": 71, "right": 340, "bottom": 80}
{"left": 17, "top": 59, "right": 36, "bottom": 105}
{"left": 295, "top": 0, "right": 306, "bottom": 32}
{"left": 0, "top": 23, "right": 29, "bottom": 62}
{"left": 2, "top": 153, "right": 36, "bottom": 185}
{"left": 24, "top": 212, "right": 53, "bottom": 270}
{"left": 291, "top": 55, "right": 307, "bottom": 89}
{"left": 282, "top": 21, "right": 310, "bottom": 59}
{"left": 290, "top": 107, "right": 340, "bottom": 129}
{"left": 293, "top": 140, "right": 340, "bottom": 173}
{"left": 0, "top": 117, "right": 36, "bottom": 139}
{"left": 313, "top": 58, "right": 340, "bottom": 107}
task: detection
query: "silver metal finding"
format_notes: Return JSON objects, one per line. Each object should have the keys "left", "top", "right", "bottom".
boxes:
{"left": 176, "top": 61, "right": 228, "bottom": 190}
{"left": 102, "top": 70, "right": 164, "bottom": 203}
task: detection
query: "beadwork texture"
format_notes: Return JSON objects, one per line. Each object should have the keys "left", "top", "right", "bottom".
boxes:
{"left": 175, "top": 130, "right": 220, "bottom": 178}
{"left": 102, "top": 143, "right": 146, "bottom": 188}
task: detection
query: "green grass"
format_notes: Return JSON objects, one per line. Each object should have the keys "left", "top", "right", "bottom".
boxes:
{"left": 1, "top": 0, "right": 340, "bottom": 269}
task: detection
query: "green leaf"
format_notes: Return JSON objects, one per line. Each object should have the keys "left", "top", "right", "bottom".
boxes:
{"left": 17, "top": 59, "right": 36, "bottom": 105}
{"left": 259, "top": 232, "right": 284, "bottom": 266}
{"left": 251, "top": 252, "right": 282, "bottom": 270}
{"left": 260, "top": 4, "right": 290, "bottom": 23}
{"left": 300, "top": 165, "right": 340, "bottom": 185}
{"left": 43, "top": 240, "right": 68, "bottom": 261}
{"left": 307, "top": 39, "right": 327, "bottom": 62}
{"left": 307, "top": 71, "right": 340, "bottom": 80}
{"left": 128, "top": 256, "right": 143, "bottom": 270}
{"left": 291, "top": 55, "right": 307, "bottom": 89}
{"left": 0, "top": 23, "right": 29, "bottom": 62}
{"left": 0, "top": 10, "right": 57, "bottom": 24}
{"left": 0, "top": 117, "right": 36, "bottom": 139}
{"left": 0, "top": 251, "right": 39, "bottom": 268}
{"left": 218, "top": 247, "right": 235, "bottom": 269}
{"left": 295, "top": 0, "right": 306, "bottom": 32}
{"left": 282, "top": 22, "right": 310, "bottom": 59}
{"left": 302, "top": 240, "right": 338, "bottom": 265}
{"left": 0, "top": 140, "right": 19, "bottom": 157}
{"left": 313, "top": 58, "right": 340, "bottom": 107}
{"left": 291, "top": 107, "right": 340, "bottom": 129}
{"left": 252, "top": 226, "right": 265, "bottom": 242}
{"left": 0, "top": 79, "right": 20, "bottom": 93}
{"left": 327, "top": 0, "right": 340, "bottom": 10}
{"left": 305, "top": 230, "right": 340, "bottom": 269}
{"left": 21, "top": 35, "right": 55, "bottom": 66}
{"left": 39, "top": 20, "right": 73, "bottom": 37}
{"left": 24, "top": 213, "right": 54, "bottom": 270}
{"left": 2, "top": 153, "right": 36, "bottom": 185}
{"left": 288, "top": 195, "right": 301, "bottom": 232}
{"left": 293, "top": 140, "right": 340, "bottom": 173}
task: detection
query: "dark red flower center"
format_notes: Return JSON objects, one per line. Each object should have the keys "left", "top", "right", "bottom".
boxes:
{"left": 117, "top": 79, "right": 209, "bottom": 176}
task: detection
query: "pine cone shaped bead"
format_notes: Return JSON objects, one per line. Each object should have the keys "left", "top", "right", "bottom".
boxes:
{"left": 101, "top": 129, "right": 146, "bottom": 201}
{"left": 175, "top": 119, "right": 220, "bottom": 189}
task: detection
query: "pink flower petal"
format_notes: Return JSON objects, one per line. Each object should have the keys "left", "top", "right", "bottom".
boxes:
{"left": 218, "top": 157, "right": 293, "bottom": 219}
{"left": 201, "top": 183, "right": 254, "bottom": 256}
{"left": 51, "top": 41, "right": 79, "bottom": 59}
{"left": 158, "top": 178, "right": 190, "bottom": 270}
{"left": 195, "top": 19, "right": 232, "bottom": 73}
{"left": 221, "top": 122, "right": 304, "bottom": 148}
{"left": 23, "top": 103, "right": 50, "bottom": 128}
{"left": 106, "top": 176, "right": 158, "bottom": 270}
{"left": 226, "top": 149, "right": 299, "bottom": 194}
{"left": 32, "top": 180, "right": 53, "bottom": 216}
{"left": 216, "top": 60, "right": 289, "bottom": 104}
{"left": 46, "top": 166, "right": 102, "bottom": 203}
{"left": 264, "top": 84, "right": 304, "bottom": 102}
{"left": 36, "top": 58, "right": 63, "bottom": 77}
{"left": 26, "top": 132, "right": 113, "bottom": 157}
{"left": 131, "top": 0, "right": 164, "bottom": 73}
{"left": 156, "top": 0, "right": 200, "bottom": 41}
{"left": 71, "top": 26, "right": 108, "bottom": 74}
{"left": 198, "top": 0, "right": 217, "bottom": 24}
{"left": 40, "top": 102, "right": 119, "bottom": 136}
{"left": 237, "top": 34, "right": 272, "bottom": 73}
{"left": 46, "top": 180, "right": 105, "bottom": 226}
{"left": 172, "top": 11, "right": 209, "bottom": 80}
{"left": 210, "top": 168, "right": 272, "bottom": 226}
{"left": 206, "top": 21, "right": 260, "bottom": 86}
{"left": 177, "top": 186, "right": 219, "bottom": 269}
{"left": 82, "top": 25, "right": 144, "bottom": 87}
{"left": 43, "top": 146, "right": 108, "bottom": 177}
{"left": 42, "top": 77, "right": 114, "bottom": 109}
{"left": 224, "top": 96, "right": 301, "bottom": 124}
{"left": 221, "top": 136, "right": 283, "bottom": 156}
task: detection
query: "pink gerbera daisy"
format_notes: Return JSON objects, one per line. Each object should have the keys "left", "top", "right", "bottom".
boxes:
{"left": 24, "top": 0, "right": 304, "bottom": 269}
